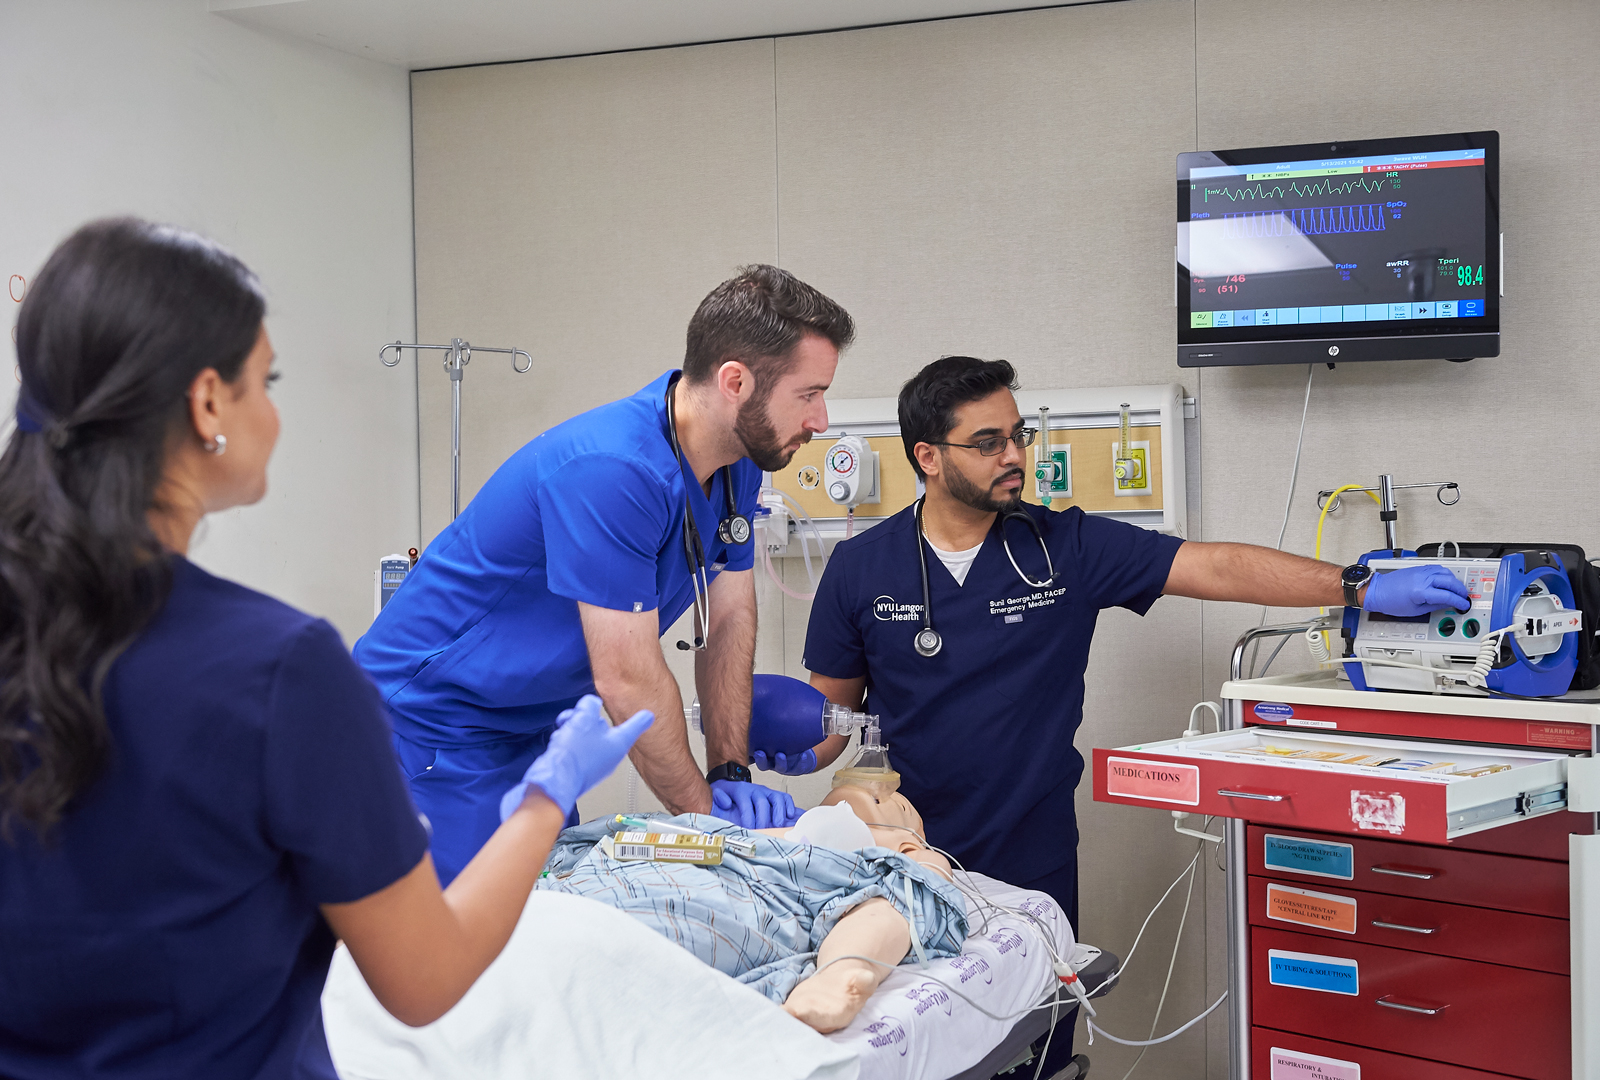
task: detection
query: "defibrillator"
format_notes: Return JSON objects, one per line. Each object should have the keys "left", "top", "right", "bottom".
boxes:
{"left": 1343, "top": 550, "right": 1583, "bottom": 698}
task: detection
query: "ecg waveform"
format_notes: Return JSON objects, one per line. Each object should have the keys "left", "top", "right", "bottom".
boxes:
{"left": 1222, "top": 203, "right": 1386, "bottom": 238}
{"left": 1202, "top": 176, "right": 1396, "bottom": 203}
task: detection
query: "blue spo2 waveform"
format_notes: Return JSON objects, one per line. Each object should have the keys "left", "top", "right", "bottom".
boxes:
{"left": 1186, "top": 147, "right": 1488, "bottom": 330}
{"left": 1223, "top": 204, "right": 1387, "bottom": 238}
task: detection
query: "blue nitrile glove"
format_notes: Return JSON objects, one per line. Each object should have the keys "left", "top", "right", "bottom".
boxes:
{"left": 500, "top": 695, "right": 654, "bottom": 820}
{"left": 709, "top": 780, "right": 801, "bottom": 829}
{"left": 1362, "top": 564, "right": 1472, "bottom": 618}
{"left": 751, "top": 748, "right": 818, "bottom": 776}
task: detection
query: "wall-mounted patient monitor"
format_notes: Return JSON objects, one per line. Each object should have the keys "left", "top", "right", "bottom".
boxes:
{"left": 1178, "top": 130, "right": 1500, "bottom": 367}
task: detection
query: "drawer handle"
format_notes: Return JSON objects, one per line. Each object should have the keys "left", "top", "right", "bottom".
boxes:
{"left": 1376, "top": 996, "right": 1448, "bottom": 1016}
{"left": 1217, "top": 789, "right": 1285, "bottom": 802}
{"left": 1370, "top": 865, "right": 1437, "bottom": 880}
{"left": 1371, "top": 919, "right": 1439, "bottom": 935}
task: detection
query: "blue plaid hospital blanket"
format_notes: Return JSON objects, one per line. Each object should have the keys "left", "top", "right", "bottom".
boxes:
{"left": 538, "top": 814, "right": 969, "bottom": 1003}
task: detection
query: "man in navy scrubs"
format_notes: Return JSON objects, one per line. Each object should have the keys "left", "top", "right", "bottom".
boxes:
{"left": 356, "top": 266, "right": 855, "bottom": 885}
{"left": 801, "top": 356, "right": 1470, "bottom": 929}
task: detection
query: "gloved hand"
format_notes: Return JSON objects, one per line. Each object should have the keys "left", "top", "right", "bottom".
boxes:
{"left": 709, "top": 780, "right": 801, "bottom": 829}
{"left": 1362, "top": 564, "right": 1471, "bottom": 618}
{"left": 751, "top": 748, "right": 818, "bottom": 776}
{"left": 500, "top": 695, "right": 654, "bottom": 820}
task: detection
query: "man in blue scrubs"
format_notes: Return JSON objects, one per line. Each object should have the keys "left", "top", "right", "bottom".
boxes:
{"left": 356, "top": 265, "right": 855, "bottom": 885}
{"left": 801, "top": 356, "right": 1470, "bottom": 927}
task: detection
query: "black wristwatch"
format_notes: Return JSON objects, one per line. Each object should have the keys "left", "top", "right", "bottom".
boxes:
{"left": 1340, "top": 563, "right": 1374, "bottom": 609}
{"left": 706, "top": 762, "right": 752, "bottom": 785}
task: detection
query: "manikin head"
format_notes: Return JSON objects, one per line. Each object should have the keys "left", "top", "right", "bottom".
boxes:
{"left": 822, "top": 785, "right": 952, "bottom": 879}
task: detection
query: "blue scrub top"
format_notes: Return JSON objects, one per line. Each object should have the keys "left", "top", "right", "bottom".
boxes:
{"left": 354, "top": 370, "right": 761, "bottom": 748}
{"left": 0, "top": 558, "right": 428, "bottom": 1080}
{"left": 803, "top": 504, "right": 1183, "bottom": 883}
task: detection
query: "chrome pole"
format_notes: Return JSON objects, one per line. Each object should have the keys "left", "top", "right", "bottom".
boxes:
{"left": 1379, "top": 472, "right": 1397, "bottom": 551}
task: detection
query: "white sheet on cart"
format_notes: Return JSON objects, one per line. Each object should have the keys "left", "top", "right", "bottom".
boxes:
{"left": 827, "top": 873, "right": 1074, "bottom": 1080}
{"left": 322, "top": 890, "right": 858, "bottom": 1080}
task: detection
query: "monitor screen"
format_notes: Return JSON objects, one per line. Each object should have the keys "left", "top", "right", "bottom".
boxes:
{"left": 1177, "top": 131, "right": 1499, "bottom": 367}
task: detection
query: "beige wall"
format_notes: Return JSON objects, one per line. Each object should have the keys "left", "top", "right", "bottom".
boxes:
{"left": 410, "top": 3, "right": 1600, "bottom": 1075}
{"left": 1, "top": 0, "right": 418, "bottom": 643}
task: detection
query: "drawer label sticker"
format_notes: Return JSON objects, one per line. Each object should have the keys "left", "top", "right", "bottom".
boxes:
{"left": 1266, "top": 883, "right": 1358, "bottom": 934}
{"left": 1270, "top": 1047, "right": 1360, "bottom": 1080}
{"left": 1105, "top": 757, "right": 1199, "bottom": 806}
{"left": 1254, "top": 701, "right": 1294, "bottom": 722}
{"left": 1526, "top": 721, "right": 1590, "bottom": 749}
{"left": 1350, "top": 790, "right": 1406, "bottom": 836}
{"left": 1267, "top": 949, "right": 1359, "bottom": 996}
{"left": 1263, "top": 834, "right": 1354, "bottom": 880}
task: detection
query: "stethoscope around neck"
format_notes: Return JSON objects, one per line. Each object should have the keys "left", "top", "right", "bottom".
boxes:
{"left": 912, "top": 496, "right": 1057, "bottom": 658}
{"left": 666, "top": 373, "right": 752, "bottom": 652}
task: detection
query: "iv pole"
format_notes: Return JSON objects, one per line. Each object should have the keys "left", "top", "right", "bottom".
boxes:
{"left": 380, "top": 338, "right": 534, "bottom": 519}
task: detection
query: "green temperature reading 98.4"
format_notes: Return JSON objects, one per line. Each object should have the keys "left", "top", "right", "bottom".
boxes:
{"left": 1457, "top": 264, "right": 1484, "bottom": 286}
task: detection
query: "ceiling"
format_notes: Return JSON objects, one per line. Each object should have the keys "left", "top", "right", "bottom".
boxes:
{"left": 210, "top": 0, "right": 1100, "bottom": 70}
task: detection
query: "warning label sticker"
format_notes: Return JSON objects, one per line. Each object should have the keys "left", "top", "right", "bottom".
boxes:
{"left": 1266, "top": 883, "right": 1358, "bottom": 934}
{"left": 1105, "top": 757, "right": 1200, "bottom": 806}
{"left": 1526, "top": 722, "right": 1591, "bottom": 750}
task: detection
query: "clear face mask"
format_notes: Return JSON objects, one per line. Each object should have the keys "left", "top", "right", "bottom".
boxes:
{"left": 830, "top": 723, "right": 901, "bottom": 799}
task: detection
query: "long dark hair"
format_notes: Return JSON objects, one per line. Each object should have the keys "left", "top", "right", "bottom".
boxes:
{"left": 0, "top": 218, "right": 265, "bottom": 839}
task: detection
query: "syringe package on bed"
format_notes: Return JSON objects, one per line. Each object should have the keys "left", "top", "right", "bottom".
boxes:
{"left": 612, "top": 830, "right": 727, "bottom": 865}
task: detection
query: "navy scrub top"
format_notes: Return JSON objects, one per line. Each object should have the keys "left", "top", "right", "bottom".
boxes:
{"left": 354, "top": 370, "right": 761, "bottom": 749}
{"left": 803, "top": 503, "right": 1183, "bottom": 884}
{"left": 0, "top": 558, "right": 428, "bottom": 1080}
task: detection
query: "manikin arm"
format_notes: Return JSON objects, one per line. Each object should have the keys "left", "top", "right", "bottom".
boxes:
{"left": 783, "top": 898, "right": 911, "bottom": 1033}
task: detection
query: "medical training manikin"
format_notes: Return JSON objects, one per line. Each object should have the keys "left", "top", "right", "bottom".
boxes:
{"left": 538, "top": 752, "right": 963, "bottom": 1035}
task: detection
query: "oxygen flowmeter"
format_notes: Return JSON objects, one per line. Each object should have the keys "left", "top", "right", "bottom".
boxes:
{"left": 1033, "top": 406, "right": 1071, "bottom": 505}
{"left": 823, "top": 433, "right": 879, "bottom": 507}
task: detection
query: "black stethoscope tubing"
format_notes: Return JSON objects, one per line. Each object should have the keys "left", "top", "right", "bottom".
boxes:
{"left": 913, "top": 496, "right": 1057, "bottom": 659}
{"left": 665, "top": 374, "right": 752, "bottom": 651}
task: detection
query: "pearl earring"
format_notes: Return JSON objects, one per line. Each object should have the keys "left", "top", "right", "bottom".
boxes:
{"left": 205, "top": 434, "right": 227, "bottom": 456}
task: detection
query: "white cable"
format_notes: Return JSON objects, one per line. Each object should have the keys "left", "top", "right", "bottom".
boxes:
{"left": 1085, "top": 847, "right": 1203, "bottom": 997}
{"left": 1086, "top": 990, "right": 1228, "bottom": 1047}
{"left": 1113, "top": 847, "right": 1198, "bottom": 1079}
{"left": 1252, "top": 364, "right": 1316, "bottom": 656}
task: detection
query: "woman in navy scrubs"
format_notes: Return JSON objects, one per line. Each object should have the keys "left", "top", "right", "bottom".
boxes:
{"left": 0, "top": 219, "right": 650, "bottom": 1079}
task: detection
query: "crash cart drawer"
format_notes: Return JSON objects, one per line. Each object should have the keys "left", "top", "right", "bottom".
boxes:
{"left": 1092, "top": 727, "right": 1575, "bottom": 842}
{"left": 1244, "top": 825, "right": 1570, "bottom": 918}
{"left": 1247, "top": 875, "right": 1569, "bottom": 973}
{"left": 1254, "top": 1029, "right": 1536, "bottom": 1080}
{"left": 1251, "top": 926, "right": 1569, "bottom": 1080}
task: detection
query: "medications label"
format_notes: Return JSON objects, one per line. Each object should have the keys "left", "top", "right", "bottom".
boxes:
{"left": 1267, "top": 949, "right": 1359, "bottom": 996}
{"left": 1263, "top": 834, "right": 1353, "bottom": 880}
{"left": 1270, "top": 1047, "right": 1360, "bottom": 1080}
{"left": 1266, "top": 883, "right": 1358, "bottom": 934}
{"left": 1105, "top": 757, "right": 1200, "bottom": 806}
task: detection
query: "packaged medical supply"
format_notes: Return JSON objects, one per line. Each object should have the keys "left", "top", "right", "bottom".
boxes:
{"left": 612, "top": 815, "right": 757, "bottom": 856}
{"left": 612, "top": 830, "right": 726, "bottom": 865}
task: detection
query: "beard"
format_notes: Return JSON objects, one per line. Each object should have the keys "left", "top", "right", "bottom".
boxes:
{"left": 943, "top": 456, "right": 1025, "bottom": 514}
{"left": 734, "top": 393, "right": 810, "bottom": 472}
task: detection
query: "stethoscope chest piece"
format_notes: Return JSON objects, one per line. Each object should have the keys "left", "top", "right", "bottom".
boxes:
{"left": 718, "top": 513, "right": 752, "bottom": 546}
{"left": 914, "top": 627, "right": 943, "bottom": 658}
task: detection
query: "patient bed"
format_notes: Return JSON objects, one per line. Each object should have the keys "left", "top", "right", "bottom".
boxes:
{"left": 323, "top": 870, "right": 1109, "bottom": 1080}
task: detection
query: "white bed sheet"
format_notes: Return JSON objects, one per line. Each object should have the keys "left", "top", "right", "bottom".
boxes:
{"left": 827, "top": 873, "right": 1075, "bottom": 1080}
{"left": 321, "top": 872, "right": 1071, "bottom": 1080}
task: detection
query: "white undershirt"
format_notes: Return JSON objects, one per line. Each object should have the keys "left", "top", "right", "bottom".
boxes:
{"left": 929, "top": 539, "right": 984, "bottom": 586}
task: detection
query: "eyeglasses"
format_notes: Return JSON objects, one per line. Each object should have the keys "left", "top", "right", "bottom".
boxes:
{"left": 934, "top": 428, "right": 1037, "bottom": 457}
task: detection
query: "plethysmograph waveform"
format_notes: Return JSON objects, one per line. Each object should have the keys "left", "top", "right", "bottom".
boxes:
{"left": 1202, "top": 176, "right": 1396, "bottom": 203}
{"left": 1222, "top": 203, "right": 1386, "bottom": 238}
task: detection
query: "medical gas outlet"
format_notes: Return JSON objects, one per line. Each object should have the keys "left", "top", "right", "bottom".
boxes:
{"left": 1112, "top": 402, "right": 1150, "bottom": 496}
{"left": 824, "top": 434, "right": 879, "bottom": 507}
{"left": 1033, "top": 407, "right": 1071, "bottom": 506}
